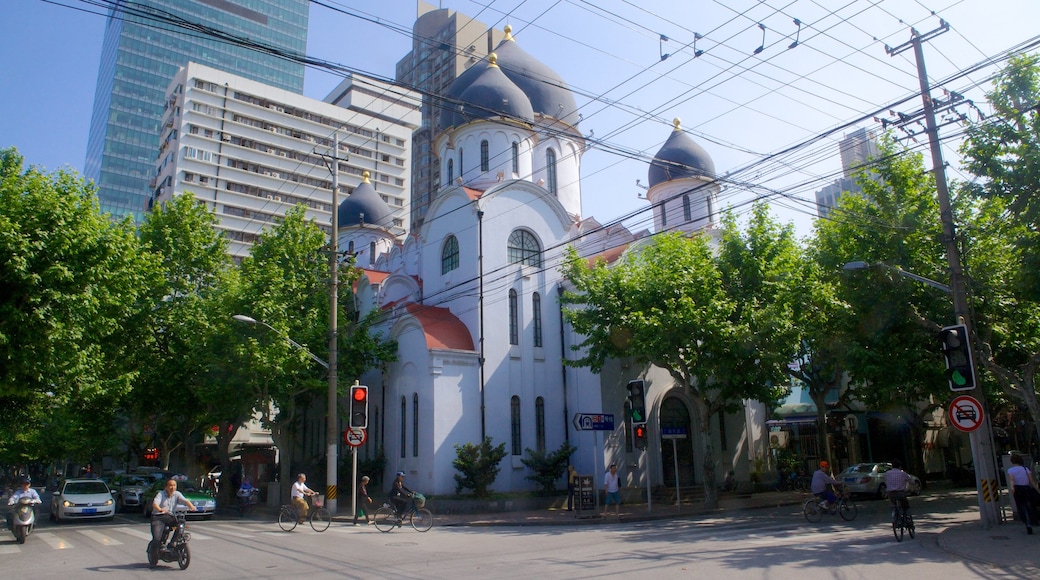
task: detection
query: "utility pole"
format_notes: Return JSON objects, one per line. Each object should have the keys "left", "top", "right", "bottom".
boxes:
{"left": 320, "top": 134, "right": 342, "bottom": 515}
{"left": 887, "top": 21, "right": 1002, "bottom": 528}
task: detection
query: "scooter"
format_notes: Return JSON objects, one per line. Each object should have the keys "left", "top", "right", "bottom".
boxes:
{"left": 9, "top": 497, "right": 40, "bottom": 544}
{"left": 146, "top": 511, "right": 191, "bottom": 569}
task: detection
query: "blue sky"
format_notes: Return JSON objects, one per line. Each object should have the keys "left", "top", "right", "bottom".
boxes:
{"left": 2, "top": 0, "right": 1039, "bottom": 238}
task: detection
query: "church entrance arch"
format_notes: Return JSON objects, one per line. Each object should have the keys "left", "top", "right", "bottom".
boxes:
{"left": 660, "top": 396, "right": 695, "bottom": 486}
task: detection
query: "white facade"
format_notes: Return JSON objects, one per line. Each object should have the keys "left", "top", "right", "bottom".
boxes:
{"left": 153, "top": 62, "right": 420, "bottom": 260}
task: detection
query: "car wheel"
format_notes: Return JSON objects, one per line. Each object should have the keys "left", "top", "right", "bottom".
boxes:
{"left": 878, "top": 483, "right": 888, "bottom": 500}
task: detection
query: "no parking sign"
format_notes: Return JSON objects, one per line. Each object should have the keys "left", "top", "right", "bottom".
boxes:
{"left": 948, "top": 395, "right": 984, "bottom": 433}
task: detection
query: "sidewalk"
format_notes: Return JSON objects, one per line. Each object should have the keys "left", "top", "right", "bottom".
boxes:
{"left": 329, "top": 489, "right": 1040, "bottom": 573}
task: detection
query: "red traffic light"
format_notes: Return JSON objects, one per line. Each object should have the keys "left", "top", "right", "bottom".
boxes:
{"left": 349, "top": 384, "right": 369, "bottom": 429}
{"left": 352, "top": 387, "right": 367, "bottom": 401}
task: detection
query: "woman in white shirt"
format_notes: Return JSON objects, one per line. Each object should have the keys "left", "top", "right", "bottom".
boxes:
{"left": 1007, "top": 453, "right": 1040, "bottom": 535}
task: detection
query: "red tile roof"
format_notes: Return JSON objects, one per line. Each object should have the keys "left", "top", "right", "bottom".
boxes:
{"left": 404, "top": 303, "right": 474, "bottom": 350}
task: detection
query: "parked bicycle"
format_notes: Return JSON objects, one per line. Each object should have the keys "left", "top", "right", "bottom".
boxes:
{"left": 777, "top": 471, "right": 811, "bottom": 492}
{"left": 803, "top": 486, "right": 857, "bottom": 522}
{"left": 277, "top": 495, "right": 330, "bottom": 532}
{"left": 891, "top": 500, "right": 915, "bottom": 541}
{"left": 373, "top": 492, "right": 432, "bottom": 532}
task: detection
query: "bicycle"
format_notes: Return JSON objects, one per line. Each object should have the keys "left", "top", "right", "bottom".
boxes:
{"left": 890, "top": 496, "right": 915, "bottom": 542}
{"left": 803, "top": 486, "right": 858, "bottom": 523}
{"left": 373, "top": 493, "right": 433, "bottom": 532}
{"left": 277, "top": 495, "right": 330, "bottom": 532}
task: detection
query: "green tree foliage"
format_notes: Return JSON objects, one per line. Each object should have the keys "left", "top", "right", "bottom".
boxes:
{"left": 521, "top": 441, "right": 576, "bottom": 493}
{"left": 452, "top": 436, "right": 507, "bottom": 497}
{"left": 561, "top": 207, "right": 798, "bottom": 508}
{"left": 0, "top": 148, "right": 154, "bottom": 463}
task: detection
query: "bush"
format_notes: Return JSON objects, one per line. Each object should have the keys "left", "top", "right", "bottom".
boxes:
{"left": 452, "top": 437, "right": 506, "bottom": 498}
{"left": 521, "top": 442, "right": 576, "bottom": 493}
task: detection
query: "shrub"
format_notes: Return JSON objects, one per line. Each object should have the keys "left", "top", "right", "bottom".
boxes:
{"left": 521, "top": 442, "right": 576, "bottom": 493}
{"left": 452, "top": 437, "right": 506, "bottom": 497}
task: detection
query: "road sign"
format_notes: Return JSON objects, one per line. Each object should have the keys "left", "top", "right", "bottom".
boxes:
{"left": 343, "top": 427, "right": 367, "bottom": 447}
{"left": 661, "top": 426, "right": 687, "bottom": 440}
{"left": 949, "top": 395, "right": 984, "bottom": 433}
{"left": 572, "top": 413, "right": 615, "bottom": 431}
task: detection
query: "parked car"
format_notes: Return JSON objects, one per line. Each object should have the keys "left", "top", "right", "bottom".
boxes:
{"left": 838, "top": 462, "right": 922, "bottom": 499}
{"left": 110, "top": 474, "right": 151, "bottom": 512}
{"left": 50, "top": 479, "right": 116, "bottom": 522}
{"left": 141, "top": 479, "right": 216, "bottom": 519}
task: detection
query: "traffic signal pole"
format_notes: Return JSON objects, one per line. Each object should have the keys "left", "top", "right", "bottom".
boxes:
{"left": 887, "top": 23, "right": 1001, "bottom": 528}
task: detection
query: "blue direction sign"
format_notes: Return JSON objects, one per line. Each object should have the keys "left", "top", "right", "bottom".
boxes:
{"left": 572, "top": 413, "right": 615, "bottom": 431}
{"left": 661, "top": 426, "right": 688, "bottom": 439}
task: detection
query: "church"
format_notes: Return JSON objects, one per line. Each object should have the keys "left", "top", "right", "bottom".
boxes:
{"left": 336, "top": 26, "right": 769, "bottom": 496}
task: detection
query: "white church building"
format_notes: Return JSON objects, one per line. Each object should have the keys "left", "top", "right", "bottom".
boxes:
{"left": 339, "top": 27, "right": 770, "bottom": 496}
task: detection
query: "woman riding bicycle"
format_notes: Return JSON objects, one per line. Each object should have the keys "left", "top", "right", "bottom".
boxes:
{"left": 389, "top": 471, "right": 413, "bottom": 516}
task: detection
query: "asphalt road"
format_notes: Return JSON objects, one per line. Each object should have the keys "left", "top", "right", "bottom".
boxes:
{"left": 0, "top": 490, "right": 1019, "bottom": 579}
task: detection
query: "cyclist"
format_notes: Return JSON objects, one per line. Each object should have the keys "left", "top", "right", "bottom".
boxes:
{"left": 811, "top": 460, "right": 841, "bottom": 511}
{"left": 388, "top": 471, "right": 413, "bottom": 518}
{"left": 290, "top": 473, "right": 318, "bottom": 524}
{"left": 884, "top": 460, "right": 914, "bottom": 517}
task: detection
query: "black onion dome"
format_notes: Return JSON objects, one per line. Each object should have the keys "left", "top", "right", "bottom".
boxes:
{"left": 450, "top": 54, "right": 534, "bottom": 128}
{"left": 493, "top": 27, "right": 579, "bottom": 127}
{"left": 437, "top": 59, "right": 488, "bottom": 133}
{"left": 338, "top": 172, "right": 392, "bottom": 228}
{"left": 648, "top": 119, "right": 716, "bottom": 188}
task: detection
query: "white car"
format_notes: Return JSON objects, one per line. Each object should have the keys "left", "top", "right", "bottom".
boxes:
{"left": 50, "top": 479, "right": 116, "bottom": 522}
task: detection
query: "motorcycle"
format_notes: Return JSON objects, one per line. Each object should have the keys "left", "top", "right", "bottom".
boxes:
{"left": 237, "top": 487, "right": 260, "bottom": 515}
{"left": 146, "top": 510, "right": 191, "bottom": 569}
{"left": 9, "top": 497, "right": 40, "bottom": 544}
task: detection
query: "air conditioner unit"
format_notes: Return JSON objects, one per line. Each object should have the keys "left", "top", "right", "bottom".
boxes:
{"left": 220, "top": 134, "right": 230, "bottom": 142}
{"left": 273, "top": 196, "right": 282, "bottom": 202}
{"left": 769, "top": 431, "right": 790, "bottom": 449}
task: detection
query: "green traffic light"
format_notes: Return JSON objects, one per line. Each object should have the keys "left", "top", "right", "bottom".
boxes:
{"left": 951, "top": 369, "right": 968, "bottom": 385}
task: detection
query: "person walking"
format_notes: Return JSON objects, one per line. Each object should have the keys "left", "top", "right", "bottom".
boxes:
{"left": 354, "top": 475, "right": 373, "bottom": 525}
{"left": 1008, "top": 453, "right": 1040, "bottom": 534}
{"left": 602, "top": 464, "right": 621, "bottom": 517}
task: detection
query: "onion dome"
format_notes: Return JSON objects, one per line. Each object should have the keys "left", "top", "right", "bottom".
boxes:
{"left": 450, "top": 53, "right": 534, "bottom": 128}
{"left": 438, "top": 25, "right": 578, "bottom": 133}
{"left": 648, "top": 118, "right": 716, "bottom": 188}
{"left": 338, "top": 171, "right": 392, "bottom": 229}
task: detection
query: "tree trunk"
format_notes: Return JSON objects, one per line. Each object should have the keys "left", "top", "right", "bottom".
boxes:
{"left": 691, "top": 396, "right": 717, "bottom": 509}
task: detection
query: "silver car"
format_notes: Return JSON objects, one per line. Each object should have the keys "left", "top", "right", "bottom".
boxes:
{"left": 110, "top": 474, "right": 150, "bottom": 512}
{"left": 839, "top": 462, "right": 922, "bottom": 499}
{"left": 50, "top": 479, "right": 116, "bottom": 522}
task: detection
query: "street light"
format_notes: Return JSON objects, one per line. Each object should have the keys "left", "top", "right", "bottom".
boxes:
{"left": 842, "top": 261, "right": 951, "bottom": 294}
{"left": 231, "top": 315, "right": 328, "bottom": 368}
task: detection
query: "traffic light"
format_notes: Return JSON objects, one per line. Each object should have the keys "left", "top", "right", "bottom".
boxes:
{"left": 349, "top": 384, "right": 369, "bottom": 428}
{"left": 938, "top": 324, "right": 975, "bottom": 391}
{"left": 633, "top": 423, "right": 648, "bottom": 449}
{"left": 626, "top": 380, "right": 647, "bottom": 423}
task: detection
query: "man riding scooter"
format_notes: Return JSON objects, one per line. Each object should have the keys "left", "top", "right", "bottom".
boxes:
{"left": 6, "top": 477, "right": 41, "bottom": 541}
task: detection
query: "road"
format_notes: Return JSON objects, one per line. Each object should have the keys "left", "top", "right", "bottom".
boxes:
{"left": 0, "top": 490, "right": 1017, "bottom": 579}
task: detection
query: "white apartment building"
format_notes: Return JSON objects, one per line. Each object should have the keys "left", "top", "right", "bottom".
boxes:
{"left": 152, "top": 62, "right": 421, "bottom": 260}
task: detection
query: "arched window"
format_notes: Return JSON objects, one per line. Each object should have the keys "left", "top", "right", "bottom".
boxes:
{"left": 535, "top": 397, "right": 545, "bottom": 452}
{"left": 532, "top": 292, "right": 542, "bottom": 347}
{"left": 507, "top": 229, "right": 541, "bottom": 267}
{"left": 508, "top": 289, "right": 519, "bottom": 345}
{"left": 683, "top": 195, "right": 692, "bottom": 222}
{"left": 412, "top": 393, "right": 419, "bottom": 457}
{"left": 511, "top": 142, "right": 519, "bottom": 174}
{"left": 441, "top": 235, "right": 459, "bottom": 274}
{"left": 447, "top": 158, "right": 453, "bottom": 184}
{"left": 510, "top": 395, "right": 521, "bottom": 455}
{"left": 399, "top": 396, "right": 406, "bottom": 459}
{"left": 369, "top": 241, "right": 376, "bottom": 264}
{"left": 458, "top": 148, "right": 464, "bottom": 178}
{"left": 545, "top": 149, "right": 557, "bottom": 195}
{"left": 348, "top": 240, "right": 354, "bottom": 254}
{"left": 480, "top": 140, "right": 489, "bottom": 171}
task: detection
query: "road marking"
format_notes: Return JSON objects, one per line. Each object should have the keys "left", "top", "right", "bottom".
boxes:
{"left": 109, "top": 526, "right": 153, "bottom": 540}
{"left": 35, "top": 532, "right": 73, "bottom": 550}
{"left": 78, "top": 529, "right": 123, "bottom": 545}
{"left": 208, "top": 524, "right": 255, "bottom": 538}
{"left": 0, "top": 545, "right": 21, "bottom": 555}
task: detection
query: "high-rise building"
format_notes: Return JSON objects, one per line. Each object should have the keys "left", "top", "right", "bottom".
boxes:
{"left": 815, "top": 128, "right": 879, "bottom": 220}
{"left": 395, "top": 1, "right": 502, "bottom": 231}
{"left": 85, "top": 0, "right": 309, "bottom": 222}
{"left": 153, "top": 62, "right": 420, "bottom": 261}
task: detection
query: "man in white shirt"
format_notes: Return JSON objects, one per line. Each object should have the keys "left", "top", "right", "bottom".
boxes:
{"left": 602, "top": 464, "right": 621, "bottom": 517}
{"left": 291, "top": 473, "right": 317, "bottom": 523}
{"left": 151, "top": 479, "right": 196, "bottom": 543}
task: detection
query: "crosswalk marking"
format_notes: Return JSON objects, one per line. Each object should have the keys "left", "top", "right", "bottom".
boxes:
{"left": 78, "top": 529, "right": 123, "bottom": 545}
{"left": 35, "top": 532, "right": 73, "bottom": 550}
{"left": 208, "top": 524, "right": 255, "bottom": 538}
{"left": 109, "top": 526, "right": 152, "bottom": 540}
{"left": 0, "top": 544, "right": 21, "bottom": 555}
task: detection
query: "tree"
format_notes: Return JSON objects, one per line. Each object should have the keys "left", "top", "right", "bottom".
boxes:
{"left": 561, "top": 207, "right": 797, "bottom": 509}
{"left": 0, "top": 148, "right": 155, "bottom": 464}
{"left": 521, "top": 442, "right": 576, "bottom": 493}
{"left": 452, "top": 437, "right": 507, "bottom": 497}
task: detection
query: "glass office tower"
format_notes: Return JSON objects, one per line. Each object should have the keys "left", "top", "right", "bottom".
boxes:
{"left": 85, "top": 0, "right": 309, "bottom": 221}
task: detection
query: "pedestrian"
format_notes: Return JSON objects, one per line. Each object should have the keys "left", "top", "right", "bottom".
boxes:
{"left": 602, "top": 463, "right": 620, "bottom": 517}
{"left": 1008, "top": 453, "right": 1040, "bottom": 534}
{"left": 354, "top": 475, "right": 373, "bottom": 525}
{"left": 567, "top": 465, "right": 578, "bottom": 511}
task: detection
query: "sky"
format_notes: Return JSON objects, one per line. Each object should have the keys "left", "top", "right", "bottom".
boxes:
{"left": 2, "top": 0, "right": 1040, "bottom": 239}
